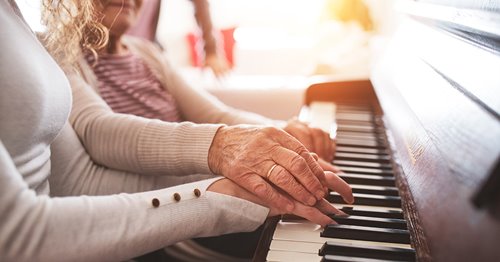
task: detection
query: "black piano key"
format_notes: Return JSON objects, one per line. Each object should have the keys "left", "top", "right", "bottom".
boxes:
{"left": 338, "top": 173, "right": 396, "bottom": 187}
{"left": 329, "top": 215, "right": 407, "bottom": 230}
{"left": 319, "top": 242, "right": 416, "bottom": 261}
{"left": 321, "top": 224, "right": 411, "bottom": 244}
{"left": 351, "top": 184, "right": 400, "bottom": 196}
{"left": 336, "top": 129, "right": 385, "bottom": 136}
{"left": 339, "top": 166, "right": 394, "bottom": 176}
{"left": 321, "top": 254, "right": 404, "bottom": 262}
{"left": 334, "top": 160, "right": 392, "bottom": 169}
{"left": 328, "top": 193, "right": 402, "bottom": 208}
{"left": 340, "top": 207, "right": 404, "bottom": 219}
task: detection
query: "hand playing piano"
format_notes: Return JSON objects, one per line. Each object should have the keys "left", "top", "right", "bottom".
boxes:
{"left": 283, "top": 119, "right": 336, "bottom": 162}
{"left": 208, "top": 171, "right": 353, "bottom": 227}
{"left": 208, "top": 125, "right": 353, "bottom": 216}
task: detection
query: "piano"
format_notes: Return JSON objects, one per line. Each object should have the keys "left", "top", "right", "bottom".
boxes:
{"left": 252, "top": 1, "right": 500, "bottom": 261}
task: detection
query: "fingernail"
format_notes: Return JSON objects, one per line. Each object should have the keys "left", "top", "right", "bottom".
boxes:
{"left": 286, "top": 202, "right": 295, "bottom": 212}
{"left": 323, "top": 219, "right": 336, "bottom": 227}
{"left": 338, "top": 210, "right": 348, "bottom": 216}
{"left": 344, "top": 196, "right": 355, "bottom": 205}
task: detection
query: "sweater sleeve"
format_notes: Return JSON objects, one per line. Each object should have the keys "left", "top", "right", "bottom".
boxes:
{"left": 0, "top": 140, "right": 269, "bottom": 262}
{"left": 68, "top": 72, "right": 223, "bottom": 176}
{"left": 124, "top": 37, "right": 282, "bottom": 126}
{"left": 49, "top": 123, "right": 216, "bottom": 197}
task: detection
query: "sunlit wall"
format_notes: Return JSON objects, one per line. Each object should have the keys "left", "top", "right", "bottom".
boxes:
{"left": 157, "top": 0, "right": 397, "bottom": 76}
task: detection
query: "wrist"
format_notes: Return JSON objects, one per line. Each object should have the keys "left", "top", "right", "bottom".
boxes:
{"left": 208, "top": 126, "right": 228, "bottom": 175}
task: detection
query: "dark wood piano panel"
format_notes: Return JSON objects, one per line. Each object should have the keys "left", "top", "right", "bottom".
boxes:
{"left": 371, "top": 2, "right": 500, "bottom": 261}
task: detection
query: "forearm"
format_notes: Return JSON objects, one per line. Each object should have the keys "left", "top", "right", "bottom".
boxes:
{"left": 193, "top": 0, "right": 217, "bottom": 56}
{"left": 1, "top": 176, "right": 267, "bottom": 262}
{"left": 68, "top": 73, "right": 222, "bottom": 176}
{"left": 50, "top": 123, "right": 215, "bottom": 196}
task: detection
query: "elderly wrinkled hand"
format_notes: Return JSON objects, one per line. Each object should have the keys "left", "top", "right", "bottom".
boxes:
{"left": 208, "top": 125, "right": 353, "bottom": 213}
{"left": 208, "top": 171, "right": 353, "bottom": 227}
{"left": 208, "top": 125, "right": 329, "bottom": 212}
{"left": 283, "top": 119, "right": 336, "bottom": 162}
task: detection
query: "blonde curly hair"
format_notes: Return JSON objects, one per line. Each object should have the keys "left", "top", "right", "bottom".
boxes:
{"left": 41, "top": 0, "right": 108, "bottom": 68}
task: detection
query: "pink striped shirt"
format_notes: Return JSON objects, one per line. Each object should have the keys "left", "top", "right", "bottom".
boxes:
{"left": 86, "top": 52, "right": 182, "bottom": 122}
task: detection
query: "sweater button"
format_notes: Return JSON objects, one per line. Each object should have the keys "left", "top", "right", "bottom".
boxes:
{"left": 151, "top": 198, "right": 160, "bottom": 208}
{"left": 194, "top": 188, "right": 201, "bottom": 197}
{"left": 173, "top": 193, "right": 181, "bottom": 202}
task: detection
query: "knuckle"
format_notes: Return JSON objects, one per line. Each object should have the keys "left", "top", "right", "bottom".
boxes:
{"left": 271, "top": 168, "right": 292, "bottom": 186}
{"left": 289, "top": 155, "right": 309, "bottom": 173}
{"left": 262, "top": 126, "right": 279, "bottom": 136}
{"left": 252, "top": 181, "right": 270, "bottom": 195}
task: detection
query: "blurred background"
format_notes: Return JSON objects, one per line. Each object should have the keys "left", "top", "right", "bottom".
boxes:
{"left": 17, "top": 0, "right": 399, "bottom": 120}
{"left": 159, "top": 0, "right": 397, "bottom": 76}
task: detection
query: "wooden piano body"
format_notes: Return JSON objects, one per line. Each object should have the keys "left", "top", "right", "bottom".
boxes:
{"left": 254, "top": 1, "right": 500, "bottom": 261}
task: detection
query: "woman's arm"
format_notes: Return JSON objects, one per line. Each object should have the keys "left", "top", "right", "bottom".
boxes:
{"left": 50, "top": 123, "right": 215, "bottom": 197}
{"left": 68, "top": 72, "right": 223, "bottom": 176}
{"left": 0, "top": 140, "right": 268, "bottom": 262}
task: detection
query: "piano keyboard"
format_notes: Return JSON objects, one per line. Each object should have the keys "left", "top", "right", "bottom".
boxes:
{"left": 264, "top": 103, "right": 416, "bottom": 262}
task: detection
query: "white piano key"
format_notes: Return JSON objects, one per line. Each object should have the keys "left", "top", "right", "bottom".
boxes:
{"left": 336, "top": 152, "right": 390, "bottom": 161}
{"left": 266, "top": 250, "right": 320, "bottom": 262}
{"left": 336, "top": 113, "right": 373, "bottom": 122}
{"left": 302, "top": 102, "right": 337, "bottom": 136}
{"left": 334, "top": 160, "right": 390, "bottom": 168}
{"left": 270, "top": 239, "right": 321, "bottom": 254}
{"left": 336, "top": 138, "right": 379, "bottom": 147}
{"left": 337, "top": 124, "right": 376, "bottom": 132}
